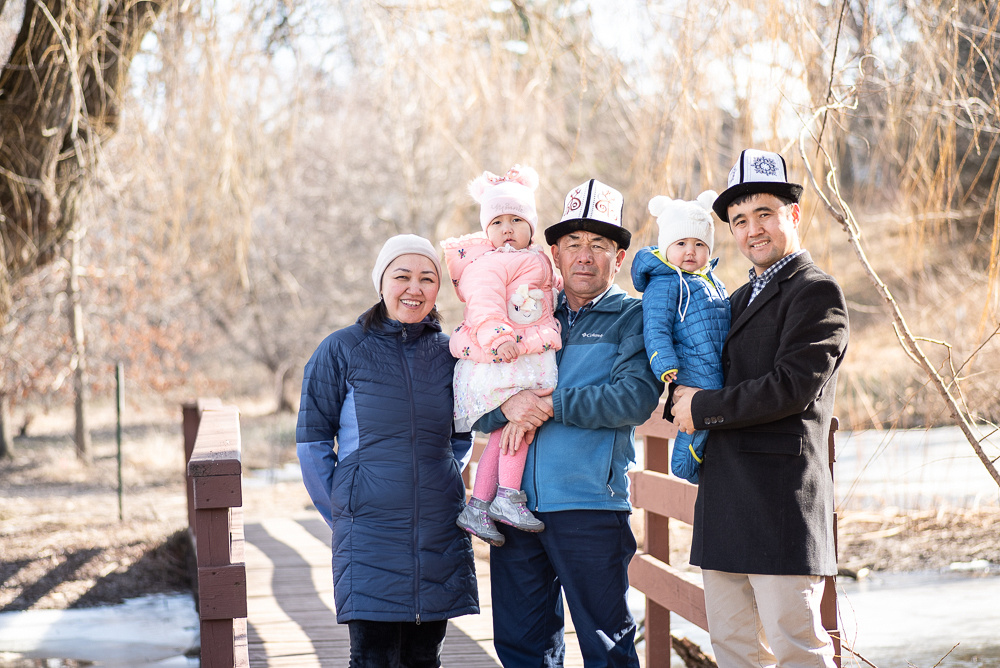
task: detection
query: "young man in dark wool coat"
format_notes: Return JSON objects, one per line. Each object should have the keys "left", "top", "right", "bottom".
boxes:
{"left": 672, "top": 149, "right": 849, "bottom": 668}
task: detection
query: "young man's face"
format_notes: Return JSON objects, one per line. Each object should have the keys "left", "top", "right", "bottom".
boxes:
{"left": 727, "top": 193, "right": 801, "bottom": 275}
{"left": 551, "top": 230, "right": 626, "bottom": 309}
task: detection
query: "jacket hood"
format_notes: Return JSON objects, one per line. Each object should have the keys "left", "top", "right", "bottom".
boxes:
{"left": 442, "top": 232, "right": 549, "bottom": 303}
{"left": 631, "top": 246, "right": 719, "bottom": 293}
{"left": 441, "top": 233, "right": 494, "bottom": 302}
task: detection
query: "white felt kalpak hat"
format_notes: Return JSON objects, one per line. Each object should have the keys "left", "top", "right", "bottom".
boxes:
{"left": 649, "top": 190, "right": 719, "bottom": 255}
{"left": 544, "top": 179, "right": 630, "bottom": 249}
{"left": 712, "top": 149, "right": 803, "bottom": 222}
{"left": 371, "top": 234, "right": 442, "bottom": 295}
{"left": 468, "top": 165, "right": 539, "bottom": 233}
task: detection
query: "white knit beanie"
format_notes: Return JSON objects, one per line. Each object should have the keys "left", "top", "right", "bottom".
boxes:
{"left": 648, "top": 190, "right": 719, "bottom": 256}
{"left": 371, "top": 234, "right": 442, "bottom": 295}
{"left": 468, "top": 165, "right": 539, "bottom": 233}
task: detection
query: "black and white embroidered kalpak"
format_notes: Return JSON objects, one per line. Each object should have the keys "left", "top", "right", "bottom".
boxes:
{"left": 750, "top": 155, "right": 778, "bottom": 177}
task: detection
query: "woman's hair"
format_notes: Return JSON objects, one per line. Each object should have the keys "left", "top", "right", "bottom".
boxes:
{"left": 360, "top": 300, "right": 442, "bottom": 332}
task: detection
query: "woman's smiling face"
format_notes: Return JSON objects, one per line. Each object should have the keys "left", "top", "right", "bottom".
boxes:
{"left": 380, "top": 254, "right": 440, "bottom": 323}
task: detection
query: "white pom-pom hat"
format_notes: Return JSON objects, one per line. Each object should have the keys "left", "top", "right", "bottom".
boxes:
{"left": 468, "top": 165, "right": 539, "bottom": 233}
{"left": 648, "top": 190, "right": 719, "bottom": 256}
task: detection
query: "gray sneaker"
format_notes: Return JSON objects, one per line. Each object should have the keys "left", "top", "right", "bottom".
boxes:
{"left": 456, "top": 497, "right": 505, "bottom": 546}
{"left": 488, "top": 487, "right": 545, "bottom": 532}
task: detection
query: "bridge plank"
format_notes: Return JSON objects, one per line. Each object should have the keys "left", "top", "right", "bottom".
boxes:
{"left": 630, "top": 470, "right": 698, "bottom": 526}
{"left": 244, "top": 518, "right": 508, "bottom": 667}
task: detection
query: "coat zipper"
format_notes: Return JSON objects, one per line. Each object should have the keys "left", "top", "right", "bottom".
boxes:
{"left": 396, "top": 325, "right": 421, "bottom": 622}
{"left": 531, "top": 428, "right": 541, "bottom": 511}
{"left": 532, "top": 313, "right": 569, "bottom": 511}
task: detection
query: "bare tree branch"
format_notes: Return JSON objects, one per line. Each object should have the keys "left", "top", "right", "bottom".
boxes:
{"left": 0, "top": 0, "right": 169, "bottom": 318}
{"left": 799, "top": 105, "right": 1000, "bottom": 487}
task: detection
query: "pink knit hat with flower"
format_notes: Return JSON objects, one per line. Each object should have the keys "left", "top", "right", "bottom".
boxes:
{"left": 468, "top": 165, "right": 539, "bottom": 233}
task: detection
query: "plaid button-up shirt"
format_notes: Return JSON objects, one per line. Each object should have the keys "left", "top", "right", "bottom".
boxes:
{"left": 747, "top": 249, "right": 806, "bottom": 303}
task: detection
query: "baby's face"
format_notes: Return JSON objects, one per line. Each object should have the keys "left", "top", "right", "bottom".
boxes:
{"left": 665, "top": 237, "right": 710, "bottom": 272}
{"left": 486, "top": 214, "right": 533, "bottom": 250}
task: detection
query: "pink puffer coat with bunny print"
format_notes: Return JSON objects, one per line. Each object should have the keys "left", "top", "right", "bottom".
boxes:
{"left": 442, "top": 233, "right": 562, "bottom": 364}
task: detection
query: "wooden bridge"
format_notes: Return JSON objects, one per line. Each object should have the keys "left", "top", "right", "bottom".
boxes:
{"left": 182, "top": 400, "right": 841, "bottom": 667}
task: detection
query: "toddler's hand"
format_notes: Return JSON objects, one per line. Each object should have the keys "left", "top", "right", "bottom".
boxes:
{"left": 671, "top": 385, "right": 700, "bottom": 435}
{"left": 496, "top": 341, "right": 519, "bottom": 362}
{"left": 663, "top": 370, "right": 677, "bottom": 383}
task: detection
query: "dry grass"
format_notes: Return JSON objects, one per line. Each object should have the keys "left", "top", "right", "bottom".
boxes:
{"left": 799, "top": 207, "right": 1000, "bottom": 432}
{"left": 0, "top": 401, "right": 193, "bottom": 611}
{"left": 837, "top": 507, "right": 1000, "bottom": 574}
{"left": 0, "top": 397, "right": 311, "bottom": 613}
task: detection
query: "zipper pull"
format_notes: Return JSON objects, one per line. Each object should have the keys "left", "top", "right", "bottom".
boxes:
{"left": 402, "top": 326, "right": 408, "bottom": 341}
{"left": 415, "top": 613, "right": 421, "bottom": 625}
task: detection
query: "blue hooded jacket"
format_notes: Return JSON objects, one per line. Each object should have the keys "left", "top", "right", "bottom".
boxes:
{"left": 631, "top": 247, "right": 730, "bottom": 388}
{"left": 296, "top": 314, "right": 478, "bottom": 624}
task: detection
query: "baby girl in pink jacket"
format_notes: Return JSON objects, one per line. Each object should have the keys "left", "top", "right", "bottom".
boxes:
{"left": 443, "top": 165, "right": 561, "bottom": 547}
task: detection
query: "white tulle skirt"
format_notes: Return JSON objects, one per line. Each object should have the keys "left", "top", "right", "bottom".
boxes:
{"left": 453, "top": 350, "right": 558, "bottom": 432}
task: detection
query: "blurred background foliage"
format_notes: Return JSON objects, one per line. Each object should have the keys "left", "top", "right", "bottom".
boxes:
{"left": 1, "top": 0, "right": 999, "bottom": 454}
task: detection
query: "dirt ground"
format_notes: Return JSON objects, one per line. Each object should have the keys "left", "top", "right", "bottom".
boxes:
{"left": 641, "top": 505, "right": 1000, "bottom": 578}
{"left": 0, "top": 398, "right": 309, "bottom": 612}
{"left": 2, "top": 399, "right": 999, "bottom": 614}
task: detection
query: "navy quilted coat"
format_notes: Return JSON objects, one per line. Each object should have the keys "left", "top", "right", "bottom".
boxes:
{"left": 296, "top": 315, "right": 478, "bottom": 624}
{"left": 631, "top": 247, "right": 730, "bottom": 388}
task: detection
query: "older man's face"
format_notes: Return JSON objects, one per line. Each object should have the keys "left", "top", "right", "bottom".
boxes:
{"left": 551, "top": 230, "right": 626, "bottom": 310}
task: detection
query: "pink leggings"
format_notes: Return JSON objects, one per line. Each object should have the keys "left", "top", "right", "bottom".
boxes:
{"left": 471, "top": 428, "right": 529, "bottom": 502}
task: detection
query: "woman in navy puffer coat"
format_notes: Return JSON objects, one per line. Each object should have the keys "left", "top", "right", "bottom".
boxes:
{"left": 297, "top": 235, "right": 478, "bottom": 667}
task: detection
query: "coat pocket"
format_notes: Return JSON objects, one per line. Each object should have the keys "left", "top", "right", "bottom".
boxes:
{"left": 346, "top": 466, "right": 360, "bottom": 514}
{"left": 738, "top": 431, "right": 803, "bottom": 456}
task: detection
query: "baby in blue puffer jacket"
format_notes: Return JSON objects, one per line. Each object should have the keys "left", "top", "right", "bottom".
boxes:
{"left": 631, "top": 191, "right": 730, "bottom": 484}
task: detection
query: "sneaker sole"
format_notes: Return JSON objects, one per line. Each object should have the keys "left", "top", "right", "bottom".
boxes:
{"left": 488, "top": 515, "right": 545, "bottom": 532}
{"left": 458, "top": 525, "right": 506, "bottom": 547}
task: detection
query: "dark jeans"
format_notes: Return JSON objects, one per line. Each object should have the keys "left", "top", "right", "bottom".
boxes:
{"left": 347, "top": 619, "right": 448, "bottom": 668}
{"left": 490, "top": 509, "right": 640, "bottom": 668}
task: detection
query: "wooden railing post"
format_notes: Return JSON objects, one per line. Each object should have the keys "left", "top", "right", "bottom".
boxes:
{"left": 184, "top": 401, "right": 248, "bottom": 668}
{"left": 183, "top": 399, "right": 222, "bottom": 534}
{"left": 822, "top": 417, "right": 842, "bottom": 668}
{"left": 640, "top": 414, "right": 677, "bottom": 668}
{"left": 631, "top": 406, "right": 841, "bottom": 668}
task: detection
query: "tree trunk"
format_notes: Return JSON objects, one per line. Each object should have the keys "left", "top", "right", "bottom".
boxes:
{"left": 68, "top": 228, "right": 91, "bottom": 463}
{"left": 276, "top": 362, "right": 297, "bottom": 414}
{"left": 0, "top": 391, "right": 12, "bottom": 459}
{"left": 0, "top": 0, "right": 168, "bottom": 319}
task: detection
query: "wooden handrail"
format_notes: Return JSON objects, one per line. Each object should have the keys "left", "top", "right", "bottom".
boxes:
{"left": 629, "top": 407, "right": 842, "bottom": 668}
{"left": 183, "top": 400, "right": 249, "bottom": 668}
{"left": 630, "top": 410, "right": 696, "bottom": 667}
